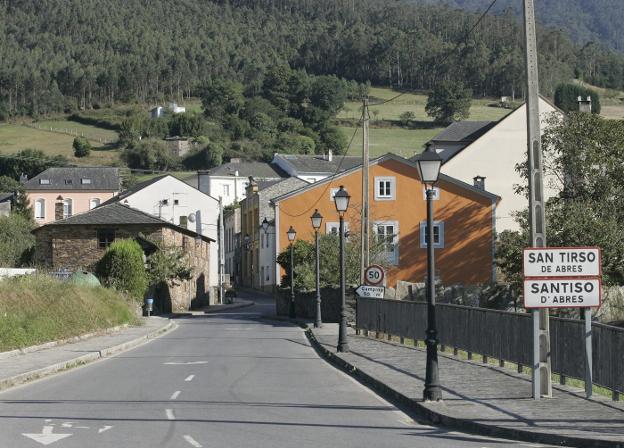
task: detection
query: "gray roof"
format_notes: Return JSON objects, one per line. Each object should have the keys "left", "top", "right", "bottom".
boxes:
{"left": 0, "top": 192, "right": 14, "bottom": 202}
{"left": 24, "top": 167, "right": 120, "bottom": 191}
{"left": 260, "top": 177, "right": 308, "bottom": 201}
{"left": 32, "top": 202, "right": 213, "bottom": 242}
{"left": 431, "top": 121, "right": 495, "bottom": 143}
{"left": 275, "top": 154, "right": 362, "bottom": 174}
{"left": 202, "top": 161, "right": 287, "bottom": 179}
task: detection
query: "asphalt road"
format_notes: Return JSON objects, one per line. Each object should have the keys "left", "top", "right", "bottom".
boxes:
{"left": 0, "top": 296, "right": 557, "bottom": 447}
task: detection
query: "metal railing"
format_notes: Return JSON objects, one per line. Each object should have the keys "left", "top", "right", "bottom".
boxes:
{"left": 356, "top": 297, "right": 624, "bottom": 400}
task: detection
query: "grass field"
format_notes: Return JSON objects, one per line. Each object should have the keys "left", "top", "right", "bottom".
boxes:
{"left": 341, "top": 125, "right": 444, "bottom": 158}
{"left": 35, "top": 119, "right": 118, "bottom": 143}
{"left": 0, "top": 123, "right": 120, "bottom": 166}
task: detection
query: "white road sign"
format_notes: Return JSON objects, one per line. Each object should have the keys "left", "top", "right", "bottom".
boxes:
{"left": 524, "top": 247, "right": 601, "bottom": 278}
{"left": 355, "top": 285, "right": 385, "bottom": 299}
{"left": 524, "top": 278, "right": 601, "bottom": 309}
{"left": 364, "top": 265, "right": 385, "bottom": 286}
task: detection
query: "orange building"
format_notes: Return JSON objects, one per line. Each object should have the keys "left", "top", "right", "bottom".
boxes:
{"left": 271, "top": 154, "right": 500, "bottom": 287}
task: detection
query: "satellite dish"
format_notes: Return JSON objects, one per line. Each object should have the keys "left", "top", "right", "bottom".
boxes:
{"left": 188, "top": 213, "right": 196, "bottom": 223}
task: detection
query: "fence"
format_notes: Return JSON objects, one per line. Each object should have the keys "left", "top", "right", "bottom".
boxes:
{"left": 25, "top": 123, "right": 116, "bottom": 145}
{"left": 356, "top": 297, "right": 624, "bottom": 400}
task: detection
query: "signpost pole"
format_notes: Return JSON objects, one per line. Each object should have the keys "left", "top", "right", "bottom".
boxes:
{"left": 584, "top": 308, "right": 593, "bottom": 399}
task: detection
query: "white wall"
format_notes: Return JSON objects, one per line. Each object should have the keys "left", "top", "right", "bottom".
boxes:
{"left": 258, "top": 226, "right": 276, "bottom": 290}
{"left": 441, "top": 98, "right": 561, "bottom": 233}
{"left": 198, "top": 175, "right": 249, "bottom": 206}
{"left": 121, "top": 176, "right": 220, "bottom": 295}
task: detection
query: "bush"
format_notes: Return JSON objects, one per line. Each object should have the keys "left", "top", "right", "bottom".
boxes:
{"left": 0, "top": 214, "right": 35, "bottom": 267}
{"left": 96, "top": 239, "right": 148, "bottom": 299}
{"left": 554, "top": 83, "right": 601, "bottom": 114}
{"left": 121, "top": 139, "right": 179, "bottom": 171}
{"left": 399, "top": 111, "right": 416, "bottom": 127}
{"left": 72, "top": 136, "right": 92, "bottom": 157}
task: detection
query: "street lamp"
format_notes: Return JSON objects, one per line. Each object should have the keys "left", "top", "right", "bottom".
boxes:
{"left": 416, "top": 143, "right": 443, "bottom": 402}
{"left": 261, "top": 217, "right": 270, "bottom": 234}
{"left": 310, "top": 209, "right": 323, "bottom": 328}
{"left": 334, "top": 186, "right": 350, "bottom": 352}
{"left": 243, "top": 233, "right": 252, "bottom": 289}
{"left": 287, "top": 226, "right": 297, "bottom": 318}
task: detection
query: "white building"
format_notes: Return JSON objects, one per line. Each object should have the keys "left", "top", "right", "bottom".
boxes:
{"left": 423, "top": 96, "right": 562, "bottom": 233}
{"left": 106, "top": 175, "right": 221, "bottom": 303}
{"left": 271, "top": 152, "right": 361, "bottom": 183}
{"left": 197, "top": 159, "right": 286, "bottom": 206}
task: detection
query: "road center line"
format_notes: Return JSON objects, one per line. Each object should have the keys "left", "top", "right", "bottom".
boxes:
{"left": 166, "top": 409, "right": 176, "bottom": 421}
{"left": 183, "top": 435, "right": 203, "bottom": 447}
{"left": 184, "top": 375, "right": 195, "bottom": 382}
{"left": 170, "top": 390, "right": 181, "bottom": 400}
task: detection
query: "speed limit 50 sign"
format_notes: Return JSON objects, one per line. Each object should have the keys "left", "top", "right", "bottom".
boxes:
{"left": 364, "top": 265, "right": 385, "bottom": 286}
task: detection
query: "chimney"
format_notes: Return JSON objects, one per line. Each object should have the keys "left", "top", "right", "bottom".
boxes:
{"left": 473, "top": 176, "right": 486, "bottom": 191}
{"left": 327, "top": 149, "right": 333, "bottom": 162}
{"left": 55, "top": 196, "right": 64, "bottom": 221}
{"left": 578, "top": 95, "right": 592, "bottom": 113}
{"left": 19, "top": 173, "right": 28, "bottom": 183}
{"left": 247, "top": 176, "right": 258, "bottom": 195}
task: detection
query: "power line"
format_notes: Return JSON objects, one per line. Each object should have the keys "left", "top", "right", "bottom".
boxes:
{"left": 370, "top": 0, "right": 499, "bottom": 108}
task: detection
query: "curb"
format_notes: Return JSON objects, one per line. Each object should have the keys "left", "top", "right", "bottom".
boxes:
{"left": 0, "top": 320, "right": 177, "bottom": 392}
{"left": 305, "top": 328, "right": 624, "bottom": 448}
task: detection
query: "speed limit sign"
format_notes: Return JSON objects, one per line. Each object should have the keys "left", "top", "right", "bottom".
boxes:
{"left": 364, "top": 265, "right": 385, "bottom": 286}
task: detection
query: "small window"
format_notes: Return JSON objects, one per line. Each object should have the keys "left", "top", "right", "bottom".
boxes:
{"left": 174, "top": 199, "right": 179, "bottom": 206}
{"left": 97, "top": 229, "right": 115, "bottom": 248}
{"left": 90, "top": 198, "right": 100, "bottom": 210}
{"left": 223, "top": 184, "right": 230, "bottom": 196}
{"left": 374, "top": 177, "right": 396, "bottom": 200}
{"left": 161, "top": 199, "right": 169, "bottom": 206}
{"left": 81, "top": 178, "right": 92, "bottom": 185}
{"left": 63, "top": 199, "right": 73, "bottom": 218}
{"left": 64, "top": 179, "right": 73, "bottom": 185}
{"left": 422, "top": 187, "right": 440, "bottom": 201}
{"left": 374, "top": 222, "right": 399, "bottom": 265}
{"left": 39, "top": 179, "right": 50, "bottom": 185}
{"left": 35, "top": 199, "right": 45, "bottom": 220}
{"left": 419, "top": 221, "right": 445, "bottom": 249}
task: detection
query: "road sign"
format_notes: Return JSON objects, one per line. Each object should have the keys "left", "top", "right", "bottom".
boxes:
{"left": 355, "top": 285, "right": 385, "bottom": 299}
{"left": 523, "top": 247, "right": 601, "bottom": 278}
{"left": 364, "top": 264, "right": 385, "bottom": 286}
{"left": 524, "top": 278, "right": 601, "bottom": 309}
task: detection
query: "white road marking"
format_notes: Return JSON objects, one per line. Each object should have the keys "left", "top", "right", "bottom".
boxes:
{"left": 22, "top": 426, "right": 73, "bottom": 445}
{"left": 98, "top": 426, "right": 113, "bottom": 434}
{"left": 166, "top": 409, "right": 176, "bottom": 420}
{"left": 170, "top": 390, "right": 181, "bottom": 400}
{"left": 183, "top": 435, "right": 203, "bottom": 447}
{"left": 164, "top": 361, "right": 208, "bottom": 365}
{"left": 185, "top": 375, "right": 195, "bottom": 382}
{"left": 61, "top": 422, "right": 73, "bottom": 428}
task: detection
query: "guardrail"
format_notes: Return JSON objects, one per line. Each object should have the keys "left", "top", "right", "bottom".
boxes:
{"left": 356, "top": 297, "right": 623, "bottom": 400}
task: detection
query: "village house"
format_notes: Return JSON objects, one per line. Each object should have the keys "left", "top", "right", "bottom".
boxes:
{"left": 422, "top": 96, "right": 562, "bottom": 232}
{"left": 271, "top": 153, "right": 500, "bottom": 289}
{"left": 23, "top": 167, "right": 120, "bottom": 225}
{"left": 32, "top": 202, "right": 213, "bottom": 312}
{"left": 271, "top": 151, "right": 361, "bottom": 183}
{"left": 101, "top": 174, "right": 221, "bottom": 304}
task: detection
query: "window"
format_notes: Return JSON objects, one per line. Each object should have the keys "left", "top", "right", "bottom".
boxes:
{"left": 97, "top": 229, "right": 115, "bottom": 248}
{"left": 326, "top": 221, "right": 349, "bottom": 236}
{"left": 63, "top": 199, "right": 73, "bottom": 218}
{"left": 223, "top": 184, "right": 230, "bottom": 196}
{"left": 261, "top": 266, "right": 265, "bottom": 284}
{"left": 374, "top": 177, "right": 396, "bottom": 200}
{"left": 35, "top": 199, "right": 45, "bottom": 220}
{"left": 265, "top": 266, "right": 270, "bottom": 281}
{"left": 81, "top": 178, "right": 92, "bottom": 185}
{"left": 422, "top": 187, "right": 440, "bottom": 201}
{"left": 419, "top": 221, "right": 445, "bottom": 249}
{"left": 374, "top": 222, "right": 399, "bottom": 265}
{"left": 161, "top": 199, "right": 169, "bottom": 206}
{"left": 90, "top": 198, "right": 100, "bottom": 210}
{"left": 39, "top": 179, "right": 50, "bottom": 185}
{"left": 174, "top": 199, "right": 179, "bottom": 205}
{"left": 64, "top": 179, "right": 73, "bottom": 185}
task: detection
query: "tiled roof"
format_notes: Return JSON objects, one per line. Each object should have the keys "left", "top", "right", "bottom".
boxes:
{"left": 202, "top": 161, "right": 287, "bottom": 178}
{"left": 431, "top": 121, "right": 495, "bottom": 143}
{"left": 24, "top": 167, "right": 120, "bottom": 191}
{"left": 275, "top": 154, "right": 361, "bottom": 174}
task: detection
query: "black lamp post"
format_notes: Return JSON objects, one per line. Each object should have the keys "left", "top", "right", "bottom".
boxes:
{"left": 311, "top": 209, "right": 323, "bottom": 328}
{"left": 416, "top": 143, "right": 443, "bottom": 402}
{"left": 287, "top": 226, "right": 297, "bottom": 318}
{"left": 261, "top": 217, "right": 270, "bottom": 234}
{"left": 334, "top": 186, "right": 350, "bottom": 352}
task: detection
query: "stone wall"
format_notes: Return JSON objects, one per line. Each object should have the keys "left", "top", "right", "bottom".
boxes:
{"left": 276, "top": 287, "right": 356, "bottom": 323}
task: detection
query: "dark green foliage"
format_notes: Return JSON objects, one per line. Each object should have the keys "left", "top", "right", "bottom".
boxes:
{"left": 121, "top": 139, "right": 179, "bottom": 171}
{"left": 399, "top": 111, "right": 416, "bottom": 127}
{"left": 0, "top": 149, "right": 67, "bottom": 180}
{"left": 182, "top": 140, "right": 224, "bottom": 170}
{"left": 554, "top": 83, "right": 601, "bottom": 114}
{"left": 72, "top": 136, "right": 91, "bottom": 157}
{"left": 0, "top": 214, "right": 35, "bottom": 267}
{"left": 426, "top": 80, "right": 472, "bottom": 124}
{"left": 96, "top": 239, "right": 148, "bottom": 299}
{"left": 0, "top": 175, "right": 32, "bottom": 218}
{"left": 146, "top": 246, "right": 192, "bottom": 287}
{"left": 168, "top": 113, "right": 207, "bottom": 138}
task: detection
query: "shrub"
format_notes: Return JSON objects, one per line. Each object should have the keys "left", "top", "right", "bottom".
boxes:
{"left": 554, "top": 83, "right": 601, "bottom": 114}
{"left": 72, "top": 136, "right": 92, "bottom": 157}
{"left": 0, "top": 214, "right": 35, "bottom": 267}
{"left": 96, "top": 239, "right": 148, "bottom": 299}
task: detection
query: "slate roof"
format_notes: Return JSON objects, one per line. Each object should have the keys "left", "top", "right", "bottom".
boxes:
{"left": 275, "top": 154, "right": 362, "bottom": 174}
{"left": 201, "top": 161, "right": 287, "bottom": 179}
{"left": 24, "top": 167, "right": 120, "bottom": 191}
{"left": 32, "top": 202, "right": 214, "bottom": 242}
{"left": 431, "top": 121, "right": 495, "bottom": 143}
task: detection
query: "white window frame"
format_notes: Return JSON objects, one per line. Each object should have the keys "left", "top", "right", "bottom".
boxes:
{"left": 39, "top": 179, "right": 50, "bottom": 185}
{"left": 422, "top": 186, "right": 440, "bottom": 201}
{"left": 373, "top": 221, "right": 399, "bottom": 265}
{"left": 81, "top": 178, "right": 92, "bottom": 185}
{"left": 35, "top": 198, "right": 45, "bottom": 220}
{"left": 326, "top": 221, "right": 350, "bottom": 236}
{"left": 374, "top": 176, "right": 396, "bottom": 201}
{"left": 223, "top": 184, "right": 230, "bottom": 196}
{"left": 63, "top": 198, "right": 73, "bottom": 219}
{"left": 90, "top": 198, "right": 100, "bottom": 210}
{"left": 419, "top": 221, "right": 445, "bottom": 249}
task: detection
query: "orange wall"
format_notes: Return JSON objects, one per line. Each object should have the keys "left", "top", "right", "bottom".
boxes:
{"left": 276, "top": 159, "right": 495, "bottom": 286}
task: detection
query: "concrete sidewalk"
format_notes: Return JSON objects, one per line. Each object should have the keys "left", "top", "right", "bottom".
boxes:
{"left": 308, "top": 324, "right": 624, "bottom": 448}
{"left": 0, "top": 317, "right": 175, "bottom": 392}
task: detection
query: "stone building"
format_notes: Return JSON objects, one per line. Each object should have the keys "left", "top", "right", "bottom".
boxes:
{"left": 32, "top": 202, "right": 213, "bottom": 312}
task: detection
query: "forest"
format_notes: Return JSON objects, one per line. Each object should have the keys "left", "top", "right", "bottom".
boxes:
{"left": 1, "top": 0, "right": 624, "bottom": 119}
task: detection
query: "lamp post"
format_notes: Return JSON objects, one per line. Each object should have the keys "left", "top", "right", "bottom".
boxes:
{"left": 311, "top": 209, "right": 323, "bottom": 328}
{"left": 287, "top": 226, "right": 297, "bottom": 318}
{"left": 334, "top": 186, "right": 350, "bottom": 352}
{"left": 416, "top": 143, "right": 443, "bottom": 402}
{"left": 243, "top": 233, "right": 252, "bottom": 289}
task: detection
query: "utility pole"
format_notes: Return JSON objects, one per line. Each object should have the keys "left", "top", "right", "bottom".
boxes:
{"left": 218, "top": 197, "right": 225, "bottom": 304}
{"left": 360, "top": 98, "right": 370, "bottom": 283}
{"left": 523, "top": 0, "right": 552, "bottom": 400}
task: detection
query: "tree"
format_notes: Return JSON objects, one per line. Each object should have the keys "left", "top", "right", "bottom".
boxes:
{"left": 72, "top": 136, "right": 91, "bottom": 158}
{"left": 399, "top": 111, "right": 416, "bottom": 127}
{"left": 182, "top": 141, "right": 224, "bottom": 170}
{"left": 0, "top": 149, "right": 66, "bottom": 180}
{"left": 146, "top": 246, "right": 192, "bottom": 288}
{"left": 121, "top": 139, "right": 179, "bottom": 171}
{"left": 96, "top": 239, "right": 148, "bottom": 299}
{"left": 0, "top": 175, "right": 32, "bottom": 218}
{"left": 319, "top": 126, "right": 348, "bottom": 155}
{"left": 0, "top": 214, "right": 35, "bottom": 267}
{"left": 554, "top": 83, "right": 601, "bottom": 114}
{"left": 425, "top": 80, "right": 472, "bottom": 124}
{"left": 168, "top": 112, "right": 207, "bottom": 138}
